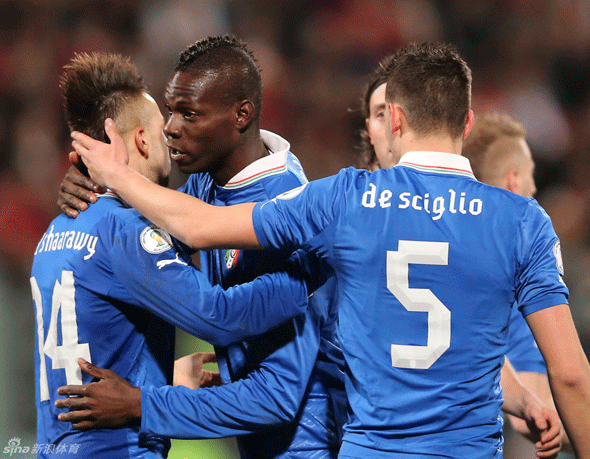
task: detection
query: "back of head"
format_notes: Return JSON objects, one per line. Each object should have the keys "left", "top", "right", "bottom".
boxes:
{"left": 462, "top": 112, "right": 527, "bottom": 185}
{"left": 385, "top": 42, "right": 472, "bottom": 139}
{"left": 174, "top": 35, "right": 262, "bottom": 122}
{"left": 60, "top": 52, "right": 147, "bottom": 142}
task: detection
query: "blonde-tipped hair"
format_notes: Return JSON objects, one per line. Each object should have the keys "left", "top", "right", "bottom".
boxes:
{"left": 462, "top": 112, "right": 527, "bottom": 185}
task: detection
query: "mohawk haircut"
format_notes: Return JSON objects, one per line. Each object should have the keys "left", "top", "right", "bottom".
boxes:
{"left": 60, "top": 52, "right": 146, "bottom": 142}
{"left": 358, "top": 53, "right": 396, "bottom": 170}
{"left": 174, "top": 35, "right": 263, "bottom": 121}
{"left": 385, "top": 42, "right": 472, "bottom": 139}
{"left": 462, "top": 112, "right": 527, "bottom": 183}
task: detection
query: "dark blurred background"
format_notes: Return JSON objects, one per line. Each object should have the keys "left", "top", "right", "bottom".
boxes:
{"left": 2, "top": 1, "right": 589, "bottom": 457}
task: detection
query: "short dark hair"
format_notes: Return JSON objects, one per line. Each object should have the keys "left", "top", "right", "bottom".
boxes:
{"left": 358, "top": 53, "right": 396, "bottom": 170}
{"left": 174, "top": 35, "right": 263, "bottom": 121}
{"left": 385, "top": 42, "right": 472, "bottom": 139}
{"left": 60, "top": 52, "right": 146, "bottom": 142}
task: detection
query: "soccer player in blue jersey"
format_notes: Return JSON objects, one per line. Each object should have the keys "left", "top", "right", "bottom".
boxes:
{"left": 70, "top": 42, "right": 590, "bottom": 458}
{"left": 57, "top": 36, "right": 346, "bottom": 458}
{"left": 33, "top": 52, "right": 318, "bottom": 458}
{"left": 462, "top": 112, "right": 574, "bottom": 455}
{"left": 359, "top": 58, "right": 573, "bottom": 453}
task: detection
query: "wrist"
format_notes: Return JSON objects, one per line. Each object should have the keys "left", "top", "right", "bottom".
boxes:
{"left": 129, "top": 386, "right": 142, "bottom": 423}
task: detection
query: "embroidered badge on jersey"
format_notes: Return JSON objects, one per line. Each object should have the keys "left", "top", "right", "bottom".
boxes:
{"left": 224, "top": 249, "right": 240, "bottom": 269}
{"left": 140, "top": 225, "right": 173, "bottom": 254}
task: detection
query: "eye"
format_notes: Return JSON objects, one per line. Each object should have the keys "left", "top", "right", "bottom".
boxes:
{"left": 183, "top": 111, "right": 197, "bottom": 120}
{"left": 164, "top": 105, "right": 172, "bottom": 116}
{"left": 376, "top": 110, "right": 385, "bottom": 119}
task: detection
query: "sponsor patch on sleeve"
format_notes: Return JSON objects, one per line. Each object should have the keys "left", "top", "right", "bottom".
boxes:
{"left": 140, "top": 225, "right": 173, "bottom": 254}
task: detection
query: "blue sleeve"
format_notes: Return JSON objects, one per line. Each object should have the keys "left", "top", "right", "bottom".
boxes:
{"left": 139, "top": 309, "right": 321, "bottom": 438}
{"left": 515, "top": 201, "right": 569, "bottom": 317}
{"left": 104, "top": 213, "right": 309, "bottom": 347}
{"left": 506, "top": 303, "right": 547, "bottom": 374}
{"left": 252, "top": 171, "right": 347, "bottom": 252}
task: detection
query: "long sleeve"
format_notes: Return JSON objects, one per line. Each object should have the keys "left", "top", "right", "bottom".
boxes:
{"left": 106, "top": 213, "right": 309, "bottom": 347}
{"left": 140, "top": 309, "right": 321, "bottom": 438}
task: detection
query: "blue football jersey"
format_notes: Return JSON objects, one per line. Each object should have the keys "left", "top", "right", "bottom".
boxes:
{"left": 506, "top": 302, "right": 546, "bottom": 374}
{"left": 252, "top": 150, "right": 568, "bottom": 458}
{"left": 171, "top": 130, "right": 346, "bottom": 458}
{"left": 31, "top": 191, "right": 310, "bottom": 458}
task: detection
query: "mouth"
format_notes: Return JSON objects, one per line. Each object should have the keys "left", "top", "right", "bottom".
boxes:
{"left": 168, "top": 146, "right": 185, "bottom": 161}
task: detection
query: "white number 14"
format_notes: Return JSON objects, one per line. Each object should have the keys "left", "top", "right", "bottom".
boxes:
{"left": 387, "top": 240, "right": 450, "bottom": 369}
{"left": 31, "top": 271, "right": 91, "bottom": 402}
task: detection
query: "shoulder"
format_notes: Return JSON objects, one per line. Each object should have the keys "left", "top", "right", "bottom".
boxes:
{"left": 181, "top": 173, "right": 213, "bottom": 199}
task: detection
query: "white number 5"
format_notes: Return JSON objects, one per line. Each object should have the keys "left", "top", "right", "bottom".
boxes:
{"left": 31, "top": 271, "right": 91, "bottom": 402}
{"left": 387, "top": 240, "right": 450, "bottom": 369}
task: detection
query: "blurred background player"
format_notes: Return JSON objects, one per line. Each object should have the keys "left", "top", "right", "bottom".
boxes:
{"left": 462, "top": 112, "right": 575, "bottom": 457}
{"left": 70, "top": 41, "right": 585, "bottom": 458}
{"left": 34, "top": 51, "right": 317, "bottom": 458}
{"left": 57, "top": 35, "right": 346, "bottom": 459}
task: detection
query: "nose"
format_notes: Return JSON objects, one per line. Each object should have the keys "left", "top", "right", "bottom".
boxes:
{"left": 164, "top": 115, "right": 180, "bottom": 139}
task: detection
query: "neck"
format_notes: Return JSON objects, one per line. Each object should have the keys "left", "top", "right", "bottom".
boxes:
{"left": 400, "top": 132, "right": 463, "bottom": 157}
{"left": 211, "top": 130, "right": 269, "bottom": 186}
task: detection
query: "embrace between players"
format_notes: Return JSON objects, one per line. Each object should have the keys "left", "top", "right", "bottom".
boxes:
{"left": 32, "top": 35, "right": 590, "bottom": 458}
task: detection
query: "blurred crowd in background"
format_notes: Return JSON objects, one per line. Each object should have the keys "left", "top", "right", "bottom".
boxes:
{"left": 1, "top": 0, "right": 590, "bottom": 457}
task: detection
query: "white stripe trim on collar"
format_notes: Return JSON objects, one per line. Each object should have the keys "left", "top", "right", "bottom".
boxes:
{"left": 223, "top": 130, "right": 291, "bottom": 190}
{"left": 397, "top": 151, "right": 475, "bottom": 179}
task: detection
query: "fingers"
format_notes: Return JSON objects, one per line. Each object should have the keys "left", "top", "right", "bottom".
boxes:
{"left": 69, "top": 151, "right": 83, "bottom": 168}
{"left": 71, "top": 139, "right": 89, "bottom": 159}
{"left": 201, "top": 352, "right": 217, "bottom": 364}
{"left": 78, "top": 358, "right": 107, "bottom": 380}
{"left": 56, "top": 385, "right": 88, "bottom": 397}
{"left": 71, "top": 131, "right": 97, "bottom": 150}
{"left": 57, "top": 409, "right": 95, "bottom": 430}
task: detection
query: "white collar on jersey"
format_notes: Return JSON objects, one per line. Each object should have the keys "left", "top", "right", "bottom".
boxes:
{"left": 97, "top": 189, "right": 128, "bottom": 206}
{"left": 397, "top": 150, "right": 476, "bottom": 179}
{"left": 222, "top": 130, "right": 292, "bottom": 190}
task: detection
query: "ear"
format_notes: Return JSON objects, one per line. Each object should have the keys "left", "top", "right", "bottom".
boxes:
{"left": 388, "top": 103, "right": 404, "bottom": 137}
{"left": 134, "top": 127, "right": 149, "bottom": 159}
{"left": 462, "top": 110, "right": 475, "bottom": 139}
{"left": 504, "top": 168, "right": 519, "bottom": 193}
{"left": 236, "top": 100, "right": 255, "bottom": 131}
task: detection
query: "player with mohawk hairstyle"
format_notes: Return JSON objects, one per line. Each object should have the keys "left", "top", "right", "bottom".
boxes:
{"left": 57, "top": 36, "right": 345, "bottom": 459}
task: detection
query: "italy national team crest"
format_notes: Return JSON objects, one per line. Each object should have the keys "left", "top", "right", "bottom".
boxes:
{"left": 224, "top": 249, "right": 240, "bottom": 269}
{"left": 140, "top": 225, "right": 173, "bottom": 254}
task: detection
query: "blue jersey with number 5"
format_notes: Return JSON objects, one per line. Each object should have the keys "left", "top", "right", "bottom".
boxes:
{"left": 252, "top": 151, "right": 568, "bottom": 458}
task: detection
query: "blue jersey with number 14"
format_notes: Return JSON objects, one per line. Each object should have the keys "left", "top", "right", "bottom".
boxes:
{"left": 31, "top": 193, "right": 310, "bottom": 458}
{"left": 253, "top": 151, "right": 568, "bottom": 458}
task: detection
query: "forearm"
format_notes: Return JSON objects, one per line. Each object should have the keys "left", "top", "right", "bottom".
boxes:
{"left": 528, "top": 304, "right": 590, "bottom": 457}
{"left": 141, "top": 311, "right": 321, "bottom": 439}
{"left": 109, "top": 165, "right": 258, "bottom": 249}
{"left": 548, "top": 355, "right": 590, "bottom": 457}
{"left": 501, "top": 358, "right": 539, "bottom": 418}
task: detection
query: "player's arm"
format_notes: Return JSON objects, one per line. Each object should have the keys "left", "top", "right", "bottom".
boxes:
{"left": 106, "top": 218, "right": 313, "bottom": 347}
{"left": 506, "top": 371, "right": 572, "bottom": 452}
{"left": 57, "top": 310, "right": 321, "bottom": 437}
{"left": 505, "top": 308, "right": 572, "bottom": 451}
{"left": 71, "top": 120, "right": 259, "bottom": 250}
{"left": 173, "top": 352, "right": 221, "bottom": 390}
{"left": 527, "top": 304, "right": 590, "bottom": 458}
{"left": 500, "top": 357, "right": 562, "bottom": 457}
